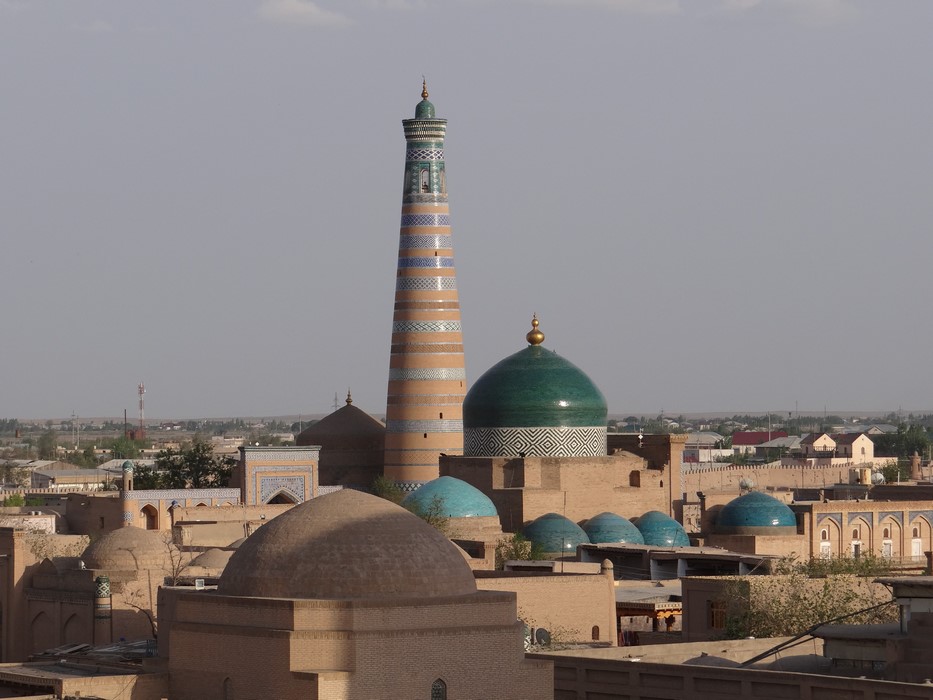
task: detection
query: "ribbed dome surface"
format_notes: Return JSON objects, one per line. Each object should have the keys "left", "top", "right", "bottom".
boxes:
{"left": 583, "top": 512, "right": 645, "bottom": 545}
{"left": 218, "top": 490, "right": 477, "bottom": 600}
{"left": 523, "top": 512, "right": 589, "bottom": 553}
{"left": 464, "top": 345, "right": 607, "bottom": 429}
{"left": 404, "top": 476, "right": 498, "bottom": 518}
{"left": 83, "top": 526, "right": 174, "bottom": 571}
{"left": 717, "top": 491, "right": 796, "bottom": 530}
{"left": 635, "top": 511, "right": 690, "bottom": 547}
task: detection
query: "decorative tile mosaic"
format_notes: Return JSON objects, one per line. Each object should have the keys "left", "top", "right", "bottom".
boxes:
{"left": 388, "top": 367, "right": 466, "bottom": 381}
{"left": 397, "top": 256, "right": 455, "bottom": 269}
{"left": 396, "top": 276, "right": 457, "bottom": 291}
{"left": 122, "top": 510, "right": 133, "bottom": 522}
{"left": 395, "top": 480, "right": 428, "bottom": 493}
{"left": 385, "top": 394, "right": 466, "bottom": 405}
{"left": 817, "top": 513, "right": 842, "bottom": 528}
{"left": 879, "top": 511, "right": 904, "bottom": 525}
{"left": 392, "top": 320, "right": 462, "bottom": 333}
{"left": 909, "top": 510, "right": 933, "bottom": 525}
{"left": 404, "top": 194, "right": 448, "bottom": 204}
{"left": 400, "top": 214, "right": 451, "bottom": 227}
{"left": 123, "top": 488, "right": 241, "bottom": 501}
{"left": 240, "top": 448, "right": 320, "bottom": 461}
{"left": 95, "top": 577, "right": 111, "bottom": 598}
{"left": 385, "top": 419, "right": 464, "bottom": 433}
{"left": 398, "top": 235, "right": 452, "bottom": 250}
{"left": 464, "top": 426, "right": 608, "bottom": 458}
{"left": 847, "top": 512, "right": 872, "bottom": 525}
{"left": 259, "top": 475, "right": 307, "bottom": 504}
{"left": 406, "top": 148, "right": 444, "bottom": 161}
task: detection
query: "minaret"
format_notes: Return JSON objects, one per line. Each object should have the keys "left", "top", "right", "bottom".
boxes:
{"left": 384, "top": 82, "right": 466, "bottom": 489}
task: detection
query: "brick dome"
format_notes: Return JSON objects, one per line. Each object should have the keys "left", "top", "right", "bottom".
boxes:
{"left": 82, "top": 526, "right": 173, "bottom": 571}
{"left": 218, "top": 489, "right": 477, "bottom": 600}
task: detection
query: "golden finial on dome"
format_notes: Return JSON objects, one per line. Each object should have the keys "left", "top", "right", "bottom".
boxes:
{"left": 526, "top": 314, "right": 545, "bottom": 346}
{"left": 421, "top": 77, "right": 429, "bottom": 100}
{"left": 346, "top": 389, "right": 353, "bottom": 405}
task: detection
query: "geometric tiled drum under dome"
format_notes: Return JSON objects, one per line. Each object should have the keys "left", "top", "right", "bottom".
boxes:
{"left": 463, "top": 316, "right": 608, "bottom": 458}
{"left": 218, "top": 489, "right": 477, "bottom": 600}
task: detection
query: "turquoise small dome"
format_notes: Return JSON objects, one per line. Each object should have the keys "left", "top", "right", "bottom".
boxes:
{"left": 635, "top": 511, "right": 690, "bottom": 547}
{"left": 122, "top": 460, "right": 134, "bottom": 472}
{"left": 523, "top": 513, "right": 589, "bottom": 553}
{"left": 583, "top": 512, "right": 645, "bottom": 545}
{"left": 415, "top": 98, "right": 435, "bottom": 119}
{"left": 463, "top": 345, "right": 607, "bottom": 429}
{"left": 403, "top": 476, "right": 498, "bottom": 518}
{"left": 717, "top": 491, "right": 796, "bottom": 531}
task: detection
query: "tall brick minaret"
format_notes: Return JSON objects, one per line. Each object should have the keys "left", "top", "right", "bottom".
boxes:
{"left": 384, "top": 83, "right": 466, "bottom": 489}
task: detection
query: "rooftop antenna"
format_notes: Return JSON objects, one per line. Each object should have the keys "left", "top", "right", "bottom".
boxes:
{"left": 71, "top": 411, "right": 79, "bottom": 449}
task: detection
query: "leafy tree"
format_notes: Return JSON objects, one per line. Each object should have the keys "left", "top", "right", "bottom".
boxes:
{"left": 404, "top": 494, "right": 450, "bottom": 534}
{"left": 872, "top": 424, "right": 930, "bottom": 459}
{"left": 495, "top": 533, "right": 545, "bottom": 570}
{"left": 371, "top": 475, "right": 406, "bottom": 505}
{"left": 718, "top": 572, "right": 895, "bottom": 639}
{"left": 106, "top": 435, "right": 145, "bottom": 460}
{"left": 148, "top": 441, "right": 235, "bottom": 489}
{"left": 0, "top": 461, "right": 29, "bottom": 487}
{"left": 37, "top": 429, "right": 57, "bottom": 459}
{"left": 2, "top": 493, "right": 25, "bottom": 506}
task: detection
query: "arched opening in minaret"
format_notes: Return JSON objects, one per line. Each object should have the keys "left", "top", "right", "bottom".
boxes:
{"left": 421, "top": 168, "right": 430, "bottom": 192}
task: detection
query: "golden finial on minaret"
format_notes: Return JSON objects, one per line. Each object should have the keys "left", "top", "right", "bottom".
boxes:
{"left": 421, "top": 77, "right": 429, "bottom": 101}
{"left": 346, "top": 389, "right": 353, "bottom": 405}
{"left": 526, "top": 314, "right": 545, "bottom": 346}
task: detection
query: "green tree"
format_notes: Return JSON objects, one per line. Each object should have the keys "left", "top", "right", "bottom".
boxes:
{"left": 152, "top": 440, "right": 235, "bottom": 489}
{"left": 37, "top": 429, "right": 57, "bottom": 459}
{"left": 2, "top": 493, "right": 25, "bottom": 506}
{"left": 107, "top": 435, "right": 145, "bottom": 460}
{"left": 495, "top": 533, "right": 545, "bottom": 570}
{"left": 0, "top": 461, "right": 29, "bottom": 486}
{"left": 371, "top": 475, "right": 406, "bottom": 505}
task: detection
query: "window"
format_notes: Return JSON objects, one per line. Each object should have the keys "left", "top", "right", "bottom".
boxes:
{"left": 431, "top": 679, "right": 447, "bottom": 700}
{"left": 820, "top": 528, "right": 829, "bottom": 541}
{"left": 421, "top": 169, "right": 430, "bottom": 192}
{"left": 883, "top": 527, "right": 890, "bottom": 539}
{"left": 592, "top": 625, "right": 600, "bottom": 641}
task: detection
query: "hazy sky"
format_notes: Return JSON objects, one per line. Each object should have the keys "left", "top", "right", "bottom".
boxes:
{"left": 2, "top": 0, "right": 931, "bottom": 420}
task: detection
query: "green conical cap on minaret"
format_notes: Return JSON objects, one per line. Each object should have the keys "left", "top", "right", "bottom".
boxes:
{"left": 415, "top": 79, "right": 435, "bottom": 118}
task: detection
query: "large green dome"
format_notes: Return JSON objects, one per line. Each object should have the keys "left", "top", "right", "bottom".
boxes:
{"left": 462, "top": 317, "right": 608, "bottom": 457}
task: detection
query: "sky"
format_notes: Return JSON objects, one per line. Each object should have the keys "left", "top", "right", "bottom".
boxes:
{"left": 1, "top": 0, "right": 932, "bottom": 421}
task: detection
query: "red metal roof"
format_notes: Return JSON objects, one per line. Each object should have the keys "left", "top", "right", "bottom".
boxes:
{"left": 732, "top": 431, "right": 788, "bottom": 446}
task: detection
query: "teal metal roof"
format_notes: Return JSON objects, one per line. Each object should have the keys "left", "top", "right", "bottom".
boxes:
{"left": 583, "top": 512, "right": 645, "bottom": 545}
{"left": 718, "top": 491, "right": 796, "bottom": 529}
{"left": 523, "top": 512, "right": 589, "bottom": 553}
{"left": 635, "top": 511, "right": 690, "bottom": 547}
{"left": 403, "top": 476, "right": 498, "bottom": 518}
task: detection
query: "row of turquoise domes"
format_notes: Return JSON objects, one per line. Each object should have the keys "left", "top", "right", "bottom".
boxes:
{"left": 524, "top": 511, "right": 689, "bottom": 552}
{"left": 405, "top": 478, "right": 796, "bottom": 547}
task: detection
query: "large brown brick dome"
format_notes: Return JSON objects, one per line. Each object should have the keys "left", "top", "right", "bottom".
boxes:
{"left": 218, "top": 489, "right": 477, "bottom": 600}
